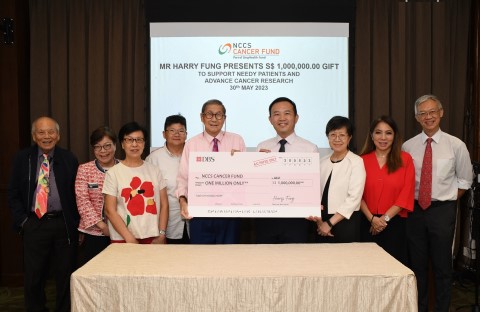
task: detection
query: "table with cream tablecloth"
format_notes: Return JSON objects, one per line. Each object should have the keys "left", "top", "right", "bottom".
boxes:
{"left": 71, "top": 243, "right": 417, "bottom": 312}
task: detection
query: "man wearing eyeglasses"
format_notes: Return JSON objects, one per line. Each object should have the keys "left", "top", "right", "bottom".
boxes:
{"left": 177, "top": 99, "right": 246, "bottom": 244}
{"left": 255, "top": 97, "right": 319, "bottom": 244}
{"left": 402, "top": 94, "right": 473, "bottom": 312}
{"left": 7, "top": 116, "right": 79, "bottom": 312}
{"left": 146, "top": 115, "right": 190, "bottom": 244}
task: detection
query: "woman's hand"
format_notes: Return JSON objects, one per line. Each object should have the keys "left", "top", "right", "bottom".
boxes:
{"left": 318, "top": 221, "right": 334, "bottom": 237}
{"left": 97, "top": 220, "right": 110, "bottom": 236}
{"left": 78, "top": 233, "right": 85, "bottom": 245}
{"left": 152, "top": 235, "right": 167, "bottom": 244}
{"left": 369, "top": 226, "right": 381, "bottom": 236}
{"left": 125, "top": 236, "right": 139, "bottom": 244}
{"left": 371, "top": 216, "right": 387, "bottom": 233}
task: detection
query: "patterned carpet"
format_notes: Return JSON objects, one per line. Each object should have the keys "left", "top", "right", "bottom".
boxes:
{"left": 0, "top": 280, "right": 55, "bottom": 312}
{"left": 452, "top": 271, "right": 478, "bottom": 312}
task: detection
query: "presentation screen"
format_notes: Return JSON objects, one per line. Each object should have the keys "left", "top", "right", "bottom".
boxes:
{"left": 149, "top": 23, "right": 349, "bottom": 151}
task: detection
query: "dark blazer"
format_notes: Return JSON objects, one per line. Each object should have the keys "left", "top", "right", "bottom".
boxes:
{"left": 7, "top": 145, "right": 80, "bottom": 239}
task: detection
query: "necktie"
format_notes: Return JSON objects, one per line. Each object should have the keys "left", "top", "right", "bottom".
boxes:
{"left": 35, "top": 154, "right": 50, "bottom": 218}
{"left": 212, "top": 138, "right": 219, "bottom": 152}
{"left": 279, "top": 139, "right": 287, "bottom": 152}
{"left": 418, "top": 138, "right": 433, "bottom": 209}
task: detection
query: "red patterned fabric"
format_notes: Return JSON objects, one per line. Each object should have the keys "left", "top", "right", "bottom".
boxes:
{"left": 418, "top": 138, "right": 433, "bottom": 209}
{"left": 75, "top": 160, "right": 109, "bottom": 235}
{"left": 35, "top": 154, "right": 49, "bottom": 218}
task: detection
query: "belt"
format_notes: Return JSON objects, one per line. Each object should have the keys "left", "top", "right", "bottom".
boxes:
{"left": 414, "top": 200, "right": 456, "bottom": 208}
{"left": 31, "top": 211, "right": 63, "bottom": 219}
{"left": 44, "top": 211, "right": 63, "bottom": 218}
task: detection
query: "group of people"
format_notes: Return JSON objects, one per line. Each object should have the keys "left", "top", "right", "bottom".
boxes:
{"left": 7, "top": 94, "right": 473, "bottom": 312}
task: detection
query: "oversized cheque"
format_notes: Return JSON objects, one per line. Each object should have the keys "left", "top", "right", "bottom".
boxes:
{"left": 188, "top": 152, "right": 321, "bottom": 217}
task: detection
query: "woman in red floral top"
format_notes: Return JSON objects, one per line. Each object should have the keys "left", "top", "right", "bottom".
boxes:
{"left": 75, "top": 126, "right": 118, "bottom": 265}
{"left": 103, "top": 122, "right": 168, "bottom": 244}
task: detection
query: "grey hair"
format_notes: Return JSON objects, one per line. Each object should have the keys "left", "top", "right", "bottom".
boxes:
{"left": 31, "top": 117, "right": 60, "bottom": 134}
{"left": 414, "top": 94, "right": 443, "bottom": 115}
{"left": 201, "top": 99, "right": 226, "bottom": 115}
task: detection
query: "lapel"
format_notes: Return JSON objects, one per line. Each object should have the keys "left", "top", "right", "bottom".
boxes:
{"left": 29, "top": 145, "right": 39, "bottom": 188}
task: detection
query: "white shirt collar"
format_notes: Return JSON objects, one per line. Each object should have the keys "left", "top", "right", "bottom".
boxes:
{"left": 275, "top": 132, "right": 297, "bottom": 144}
{"left": 421, "top": 128, "right": 442, "bottom": 144}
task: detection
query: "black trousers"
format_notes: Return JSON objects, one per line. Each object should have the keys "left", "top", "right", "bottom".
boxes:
{"left": 189, "top": 218, "right": 239, "bottom": 244}
{"left": 407, "top": 201, "right": 456, "bottom": 312}
{"left": 255, "top": 218, "right": 311, "bottom": 244}
{"left": 79, "top": 233, "right": 110, "bottom": 267}
{"left": 315, "top": 210, "right": 361, "bottom": 243}
{"left": 360, "top": 214, "right": 408, "bottom": 266}
{"left": 23, "top": 214, "right": 77, "bottom": 312}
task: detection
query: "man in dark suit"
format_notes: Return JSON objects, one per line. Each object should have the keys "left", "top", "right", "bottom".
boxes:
{"left": 8, "top": 116, "right": 79, "bottom": 312}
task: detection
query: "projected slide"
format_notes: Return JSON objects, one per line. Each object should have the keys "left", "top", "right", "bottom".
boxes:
{"left": 150, "top": 23, "right": 349, "bottom": 150}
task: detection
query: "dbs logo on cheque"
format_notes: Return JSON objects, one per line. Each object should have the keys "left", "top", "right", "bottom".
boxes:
{"left": 196, "top": 156, "right": 215, "bottom": 162}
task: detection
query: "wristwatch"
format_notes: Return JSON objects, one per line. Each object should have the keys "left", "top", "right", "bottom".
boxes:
{"left": 325, "top": 219, "right": 334, "bottom": 228}
{"left": 159, "top": 229, "right": 166, "bottom": 236}
{"left": 384, "top": 214, "right": 390, "bottom": 222}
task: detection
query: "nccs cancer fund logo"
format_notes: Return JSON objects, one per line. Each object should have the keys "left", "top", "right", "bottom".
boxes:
{"left": 218, "top": 42, "right": 280, "bottom": 58}
{"left": 218, "top": 43, "right": 232, "bottom": 55}
{"left": 196, "top": 156, "right": 215, "bottom": 162}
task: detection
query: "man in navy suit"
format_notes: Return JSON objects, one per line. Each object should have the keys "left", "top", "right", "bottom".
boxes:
{"left": 8, "top": 116, "right": 79, "bottom": 312}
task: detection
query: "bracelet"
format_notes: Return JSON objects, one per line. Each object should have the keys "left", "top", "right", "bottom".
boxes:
{"left": 370, "top": 215, "right": 375, "bottom": 224}
{"left": 159, "top": 229, "right": 166, "bottom": 236}
{"left": 179, "top": 195, "right": 188, "bottom": 203}
{"left": 326, "top": 219, "right": 334, "bottom": 228}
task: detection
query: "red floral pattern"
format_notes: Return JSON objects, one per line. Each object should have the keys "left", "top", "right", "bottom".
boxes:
{"left": 121, "top": 176, "right": 157, "bottom": 216}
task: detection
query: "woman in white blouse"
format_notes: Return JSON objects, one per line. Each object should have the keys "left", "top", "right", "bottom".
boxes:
{"left": 313, "top": 116, "right": 366, "bottom": 243}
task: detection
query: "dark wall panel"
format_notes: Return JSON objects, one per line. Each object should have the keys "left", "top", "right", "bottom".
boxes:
{"left": 0, "top": 0, "right": 30, "bottom": 286}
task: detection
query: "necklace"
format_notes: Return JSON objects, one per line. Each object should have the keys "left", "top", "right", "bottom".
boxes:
{"left": 330, "top": 150, "right": 348, "bottom": 163}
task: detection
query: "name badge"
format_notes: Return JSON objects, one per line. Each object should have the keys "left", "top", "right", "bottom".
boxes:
{"left": 87, "top": 183, "right": 99, "bottom": 189}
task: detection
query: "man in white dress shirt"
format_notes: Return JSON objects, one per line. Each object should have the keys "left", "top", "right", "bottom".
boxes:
{"left": 403, "top": 94, "right": 473, "bottom": 312}
{"left": 256, "top": 97, "right": 318, "bottom": 243}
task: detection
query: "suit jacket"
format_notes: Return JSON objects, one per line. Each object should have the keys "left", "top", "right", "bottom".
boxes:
{"left": 7, "top": 145, "right": 80, "bottom": 237}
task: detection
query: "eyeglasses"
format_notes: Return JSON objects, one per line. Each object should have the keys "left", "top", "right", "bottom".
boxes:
{"left": 93, "top": 143, "right": 113, "bottom": 152}
{"left": 328, "top": 133, "right": 349, "bottom": 141}
{"left": 166, "top": 129, "right": 186, "bottom": 135}
{"left": 35, "top": 129, "right": 58, "bottom": 137}
{"left": 416, "top": 109, "right": 442, "bottom": 119}
{"left": 123, "top": 137, "right": 145, "bottom": 144}
{"left": 202, "top": 112, "right": 225, "bottom": 120}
